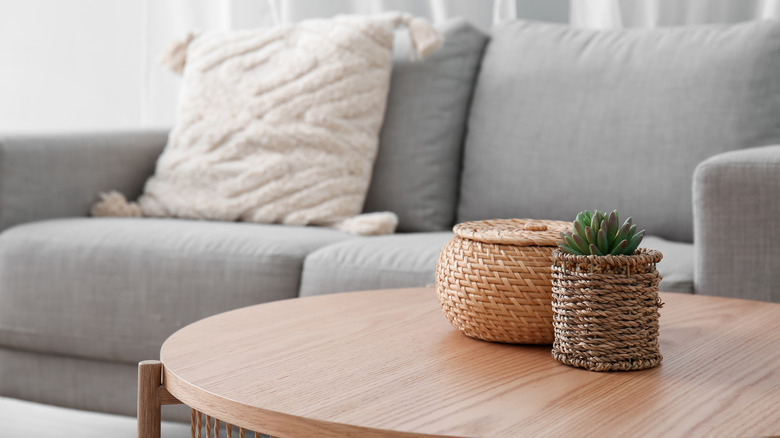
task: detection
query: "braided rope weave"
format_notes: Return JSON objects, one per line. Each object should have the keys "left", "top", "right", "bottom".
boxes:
{"left": 550, "top": 249, "right": 664, "bottom": 371}
{"left": 436, "top": 219, "right": 571, "bottom": 344}
{"left": 190, "top": 409, "right": 265, "bottom": 438}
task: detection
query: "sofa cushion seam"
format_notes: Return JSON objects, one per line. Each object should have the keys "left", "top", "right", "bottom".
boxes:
{"left": 304, "top": 262, "right": 434, "bottom": 276}
{"left": 0, "top": 234, "right": 317, "bottom": 264}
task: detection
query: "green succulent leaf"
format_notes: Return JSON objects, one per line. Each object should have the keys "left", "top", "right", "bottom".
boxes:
{"left": 585, "top": 226, "right": 596, "bottom": 246}
{"left": 562, "top": 210, "right": 647, "bottom": 255}
{"left": 557, "top": 242, "right": 583, "bottom": 255}
{"left": 571, "top": 233, "right": 590, "bottom": 254}
{"left": 573, "top": 220, "right": 588, "bottom": 241}
{"left": 610, "top": 239, "right": 628, "bottom": 254}
{"left": 558, "top": 231, "right": 587, "bottom": 255}
{"left": 597, "top": 226, "right": 609, "bottom": 254}
{"left": 576, "top": 212, "right": 590, "bottom": 228}
{"left": 606, "top": 211, "right": 618, "bottom": 246}
{"left": 615, "top": 221, "right": 631, "bottom": 244}
{"left": 624, "top": 229, "right": 645, "bottom": 255}
{"left": 563, "top": 234, "right": 580, "bottom": 252}
{"left": 590, "top": 211, "right": 602, "bottom": 233}
{"left": 583, "top": 210, "right": 593, "bottom": 223}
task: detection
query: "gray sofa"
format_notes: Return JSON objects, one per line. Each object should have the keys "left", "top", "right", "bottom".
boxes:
{"left": 1, "top": 18, "right": 779, "bottom": 420}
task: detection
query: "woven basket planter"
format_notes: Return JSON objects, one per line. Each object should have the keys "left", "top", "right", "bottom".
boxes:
{"left": 550, "top": 248, "right": 664, "bottom": 371}
{"left": 436, "top": 218, "right": 572, "bottom": 344}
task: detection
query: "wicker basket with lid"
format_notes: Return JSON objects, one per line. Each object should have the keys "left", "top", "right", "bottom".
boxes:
{"left": 436, "top": 218, "right": 572, "bottom": 344}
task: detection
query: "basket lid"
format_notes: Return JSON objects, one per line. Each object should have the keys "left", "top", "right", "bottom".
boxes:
{"left": 453, "top": 219, "right": 572, "bottom": 246}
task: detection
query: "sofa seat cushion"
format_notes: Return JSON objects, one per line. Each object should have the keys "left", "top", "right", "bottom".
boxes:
{"left": 643, "top": 236, "right": 694, "bottom": 294}
{"left": 299, "top": 232, "right": 693, "bottom": 296}
{"left": 0, "top": 218, "right": 352, "bottom": 363}
{"left": 0, "top": 349, "right": 189, "bottom": 421}
{"left": 299, "top": 232, "right": 453, "bottom": 296}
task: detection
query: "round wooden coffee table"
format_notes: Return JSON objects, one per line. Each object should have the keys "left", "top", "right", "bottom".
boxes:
{"left": 139, "top": 287, "right": 780, "bottom": 437}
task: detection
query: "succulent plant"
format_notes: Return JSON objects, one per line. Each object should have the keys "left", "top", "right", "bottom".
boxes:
{"left": 558, "top": 210, "right": 645, "bottom": 256}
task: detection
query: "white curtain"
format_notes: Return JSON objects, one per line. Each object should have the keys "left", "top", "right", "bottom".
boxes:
{"left": 570, "top": 0, "right": 780, "bottom": 29}
{"left": 141, "top": 0, "right": 780, "bottom": 128}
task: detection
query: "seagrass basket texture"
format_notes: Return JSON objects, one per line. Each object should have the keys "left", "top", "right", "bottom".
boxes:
{"left": 551, "top": 248, "right": 664, "bottom": 371}
{"left": 436, "top": 218, "right": 572, "bottom": 344}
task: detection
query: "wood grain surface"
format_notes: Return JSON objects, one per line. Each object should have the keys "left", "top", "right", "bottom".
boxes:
{"left": 160, "top": 288, "right": 780, "bottom": 437}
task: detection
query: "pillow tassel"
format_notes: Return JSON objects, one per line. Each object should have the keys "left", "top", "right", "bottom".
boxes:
{"left": 331, "top": 212, "right": 399, "bottom": 236}
{"left": 158, "top": 33, "right": 196, "bottom": 74}
{"left": 398, "top": 14, "right": 443, "bottom": 60}
{"left": 91, "top": 191, "right": 143, "bottom": 218}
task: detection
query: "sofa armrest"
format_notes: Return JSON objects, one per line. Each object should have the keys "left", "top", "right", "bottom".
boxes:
{"left": 693, "top": 144, "right": 780, "bottom": 303}
{"left": 0, "top": 130, "right": 167, "bottom": 232}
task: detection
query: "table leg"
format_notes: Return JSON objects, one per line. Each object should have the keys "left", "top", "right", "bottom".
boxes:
{"left": 138, "top": 360, "right": 163, "bottom": 438}
{"left": 142, "top": 368, "right": 266, "bottom": 438}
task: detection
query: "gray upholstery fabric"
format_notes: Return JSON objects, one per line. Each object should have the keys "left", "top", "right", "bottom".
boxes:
{"left": 642, "top": 236, "right": 694, "bottom": 294}
{"left": 458, "top": 20, "right": 780, "bottom": 243}
{"left": 0, "top": 218, "right": 353, "bottom": 363}
{"left": 693, "top": 145, "right": 780, "bottom": 303}
{"left": 0, "top": 130, "right": 167, "bottom": 232}
{"left": 298, "top": 232, "right": 693, "bottom": 297}
{"left": 299, "top": 232, "right": 453, "bottom": 296}
{"left": 0, "top": 348, "right": 189, "bottom": 422}
{"left": 363, "top": 19, "right": 487, "bottom": 232}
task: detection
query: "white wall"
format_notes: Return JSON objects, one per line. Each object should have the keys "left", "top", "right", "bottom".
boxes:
{"left": 0, "top": 0, "right": 144, "bottom": 133}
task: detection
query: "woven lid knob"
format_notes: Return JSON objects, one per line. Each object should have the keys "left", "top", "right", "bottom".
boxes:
{"left": 524, "top": 223, "right": 548, "bottom": 232}
{"left": 453, "top": 219, "right": 572, "bottom": 246}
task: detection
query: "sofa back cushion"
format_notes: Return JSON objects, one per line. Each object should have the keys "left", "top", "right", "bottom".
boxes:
{"left": 457, "top": 20, "right": 780, "bottom": 242}
{"left": 363, "top": 18, "right": 488, "bottom": 232}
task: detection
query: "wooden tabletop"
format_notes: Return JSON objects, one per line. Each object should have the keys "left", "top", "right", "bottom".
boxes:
{"left": 160, "top": 288, "right": 780, "bottom": 437}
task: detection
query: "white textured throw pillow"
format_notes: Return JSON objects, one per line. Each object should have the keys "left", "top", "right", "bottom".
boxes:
{"left": 92, "top": 13, "right": 442, "bottom": 235}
